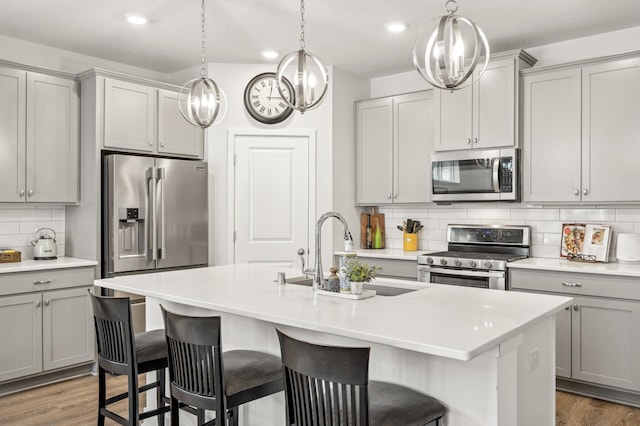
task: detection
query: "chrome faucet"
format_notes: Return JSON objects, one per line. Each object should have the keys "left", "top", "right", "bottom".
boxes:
{"left": 305, "top": 211, "right": 354, "bottom": 292}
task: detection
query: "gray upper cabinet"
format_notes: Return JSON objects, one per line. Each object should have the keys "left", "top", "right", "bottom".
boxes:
{"left": 104, "top": 79, "right": 155, "bottom": 152}
{"left": 522, "top": 68, "right": 582, "bottom": 203}
{"left": 435, "top": 51, "right": 535, "bottom": 151}
{"left": 104, "top": 78, "right": 204, "bottom": 159}
{"left": 0, "top": 67, "right": 78, "bottom": 203}
{"left": 356, "top": 90, "right": 434, "bottom": 205}
{"left": 0, "top": 68, "right": 26, "bottom": 202}
{"left": 158, "top": 89, "right": 204, "bottom": 158}
{"left": 523, "top": 54, "right": 640, "bottom": 203}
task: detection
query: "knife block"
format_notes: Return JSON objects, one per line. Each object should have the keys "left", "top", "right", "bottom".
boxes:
{"left": 360, "top": 213, "right": 385, "bottom": 249}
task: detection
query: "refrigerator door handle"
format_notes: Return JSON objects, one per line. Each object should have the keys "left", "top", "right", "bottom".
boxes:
{"left": 145, "top": 167, "right": 158, "bottom": 260}
{"left": 158, "top": 167, "right": 166, "bottom": 260}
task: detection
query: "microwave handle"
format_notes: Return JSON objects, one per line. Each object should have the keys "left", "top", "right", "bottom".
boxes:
{"left": 493, "top": 158, "right": 500, "bottom": 193}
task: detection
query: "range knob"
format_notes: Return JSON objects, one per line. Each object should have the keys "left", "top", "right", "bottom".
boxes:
{"left": 439, "top": 258, "right": 448, "bottom": 266}
{"left": 425, "top": 257, "right": 434, "bottom": 265}
{"left": 454, "top": 260, "right": 462, "bottom": 267}
{"left": 469, "top": 260, "right": 477, "bottom": 268}
{"left": 484, "top": 261, "right": 493, "bottom": 269}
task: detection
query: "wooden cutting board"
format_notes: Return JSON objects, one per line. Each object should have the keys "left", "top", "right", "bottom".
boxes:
{"left": 360, "top": 213, "right": 385, "bottom": 249}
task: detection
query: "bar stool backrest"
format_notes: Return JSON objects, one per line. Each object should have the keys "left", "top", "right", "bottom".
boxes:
{"left": 90, "top": 294, "right": 137, "bottom": 376}
{"left": 276, "top": 329, "right": 371, "bottom": 426}
{"left": 161, "top": 307, "right": 226, "bottom": 415}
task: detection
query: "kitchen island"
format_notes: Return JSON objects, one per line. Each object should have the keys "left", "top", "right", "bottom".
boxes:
{"left": 95, "top": 263, "right": 572, "bottom": 426}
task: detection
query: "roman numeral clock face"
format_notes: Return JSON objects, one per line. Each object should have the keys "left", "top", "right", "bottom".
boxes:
{"left": 243, "top": 73, "right": 295, "bottom": 124}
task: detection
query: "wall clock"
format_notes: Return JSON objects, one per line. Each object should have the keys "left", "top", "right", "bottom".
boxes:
{"left": 244, "top": 72, "right": 295, "bottom": 124}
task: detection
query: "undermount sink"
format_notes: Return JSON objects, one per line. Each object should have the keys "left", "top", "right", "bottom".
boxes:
{"left": 284, "top": 277, "right": 418, "bottom": 297}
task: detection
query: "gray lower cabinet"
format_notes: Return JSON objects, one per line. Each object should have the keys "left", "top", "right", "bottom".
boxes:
{"left": 510, "top": 268, "right": 640, "bottom": 392}
{"left": 0, "top": 268, "right": 95, "bottom": 383}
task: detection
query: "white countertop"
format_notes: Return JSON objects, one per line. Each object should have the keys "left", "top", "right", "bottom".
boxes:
{"left": 95, "top": 263, "right": 571, "bottom": 361}
{"left": 337, "top": 248, "right": 427, "bottom": 260}
{"left": 509, "top": 257, "right": 640, "bottom": 278}
{"left": 0, "top": 257, "right": 98, "bottom": 274}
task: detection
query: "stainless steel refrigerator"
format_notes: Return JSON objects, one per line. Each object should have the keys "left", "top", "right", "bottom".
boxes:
{"left": 103, "top": 153, "right": 208, "bottom": 277}
{"left": 102, "top": 154, "right": 208, "bottom": 331}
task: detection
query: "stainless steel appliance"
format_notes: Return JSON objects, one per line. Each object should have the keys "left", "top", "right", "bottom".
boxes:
{"left": 102, "top": 154, "right": 208, "bottom": 332}
{"left": 431, "top": 148, "right": 519, "bottom": 203}
{"left": 417, "top": 224, "right": 530, "bottom": 290}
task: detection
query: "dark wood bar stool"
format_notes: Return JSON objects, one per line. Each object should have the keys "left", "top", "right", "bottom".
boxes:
{"left": 161, "top": 306, "right": 284, "bottom": 425}
{"left": 276, "top": 329, "right": 446, "bottom": 426}
{"left": 90, "top": 294, "right": 170, "bottom": 425}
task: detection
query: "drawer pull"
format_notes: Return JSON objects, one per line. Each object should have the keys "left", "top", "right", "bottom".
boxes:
{"left": 33, "top": 279, "right": 52, "bottom": 285}
{"left": 561, "top": 281, "right": 582, "bottom": 287}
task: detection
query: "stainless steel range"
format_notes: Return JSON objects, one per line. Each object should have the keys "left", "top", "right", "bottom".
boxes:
{"left": 417, "top": 224, "right": 531, "bottom": 290}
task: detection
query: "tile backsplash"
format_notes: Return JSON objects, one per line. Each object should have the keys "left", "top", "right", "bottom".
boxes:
{"left": 378, "top": 206, "right": 640, "bottom": 260}
{"left": 0, "top": 205, "right": 65, "bottom": 259}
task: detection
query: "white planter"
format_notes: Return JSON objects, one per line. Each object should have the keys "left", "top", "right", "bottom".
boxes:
{"left": 350, "top": 281, "right": 364, "bottom": 295}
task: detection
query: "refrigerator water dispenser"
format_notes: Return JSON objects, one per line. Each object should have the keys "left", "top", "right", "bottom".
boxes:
{"left": 118, "top": 207, "right": 145, "bottom": 257}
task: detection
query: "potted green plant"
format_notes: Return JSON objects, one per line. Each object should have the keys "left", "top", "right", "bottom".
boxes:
{"left": 343, "top": 258, "right": 380, "bottom": 294}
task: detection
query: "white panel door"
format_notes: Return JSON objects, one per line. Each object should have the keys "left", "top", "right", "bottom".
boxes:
{"left": 435, "top": 85, "right": 473, "bottom": 151}
{"left": 234, "top": 133, "right": 311, "bottom": 268}
{"left": 474, "top": 57, "right": 515, "bottom": 149}
{"left": 104, "top": 79, "right": 155, "bottom": 152}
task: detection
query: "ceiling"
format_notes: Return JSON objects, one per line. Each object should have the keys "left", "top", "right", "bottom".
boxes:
{"left": 1, "top": 0, "right": 639, "bottom": 78}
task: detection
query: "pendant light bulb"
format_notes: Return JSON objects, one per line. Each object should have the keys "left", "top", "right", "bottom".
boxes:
{"left": 275, "top": 0, "right": 329, "bottom": 114}
{"left": 179, "top": 0, "right": 226, "bottom": 128}
{"left": 414, "top": 0, "right": 489, "bottom": 90}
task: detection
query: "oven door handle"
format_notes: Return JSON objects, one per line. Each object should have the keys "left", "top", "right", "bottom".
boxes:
{"left": 423, "top": 266, "right": 505, "bottom": 279}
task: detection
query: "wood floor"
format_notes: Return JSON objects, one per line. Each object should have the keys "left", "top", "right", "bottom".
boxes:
{"left": 2, "top": 375, "right": 640, "bottom": 425}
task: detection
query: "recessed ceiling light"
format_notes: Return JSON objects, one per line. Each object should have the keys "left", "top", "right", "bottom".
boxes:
{"left": 385, "top": 22, "right": 407, "bottom": 33}
{"left": 261, "top": 50, "right": 279, "bottom": 59}
{"left": 126, "top": 13, "right": 148, "bottom": 25}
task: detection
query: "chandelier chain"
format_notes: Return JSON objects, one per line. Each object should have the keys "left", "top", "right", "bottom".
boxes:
{"left": 200, "top": 0, "right": 206, "bottom": 77}
{"left": 299, "top": 0, "right": 305, "bottom": 50}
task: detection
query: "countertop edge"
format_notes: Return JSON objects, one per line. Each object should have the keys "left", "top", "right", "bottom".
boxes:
{"left": 509, "top": 258, "right": 640, "bottom": 278}
{"left": 0, "top": 257, "right": 98, "bottom": 274}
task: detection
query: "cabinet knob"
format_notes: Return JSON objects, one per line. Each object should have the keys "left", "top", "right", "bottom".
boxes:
{"left": 160, "top": 141, "right": 165, "bottom": 147}
{"left": 28, "top": 189, "right": 33, "bottom": 197}
{"left": 387, "top": 193, "right": 392, "bottom": 199}
{"left": 45, "top": 300, "right": 50, "bottom": 306}
{"left": 574, "top": 189, "right": 579, "bottom": 196}
{"left": 564, "top": 306, "right": 570, "bottom": 311}
{"left": 393, "top": 193, "right": 398, "bottom": 199}
{"left": 583, "top": 189, "right": 588, "bottom": 196}
{"left": 148, "top": 141, "right": 153, "bottom": 146}
{"left": 19, "top": 189, "right": 25, "bottom": 197}
{"left": 473, "top": 137, "right": 478, "bottom": 144}
{"left": 573, "top": 304, "right": 579, "bottom": 311}
{"left": 466, "top": 138, "right": 471, "bottom": 144}
{"left": 36, "top": 301, "right": 41, "bottom": 307}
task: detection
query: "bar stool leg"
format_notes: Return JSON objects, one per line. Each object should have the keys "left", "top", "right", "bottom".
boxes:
{"left": 229, "top": 406, "right": 239, "bottom": 426}
{"left": 128, "top": 374, "right": 140, "bottom": 425}
{"left": 156, "top": 368, "right": 166, "bottom": 426}
{"left": 97, "top": 367, "right": 106, "bottom": 426}
{"left": 171, "top": 396, "right": 180, "bottom": 425}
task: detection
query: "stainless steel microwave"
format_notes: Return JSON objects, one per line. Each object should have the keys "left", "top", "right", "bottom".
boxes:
{"left": 431, "top": 148, "right": 519, "bottom": 203}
